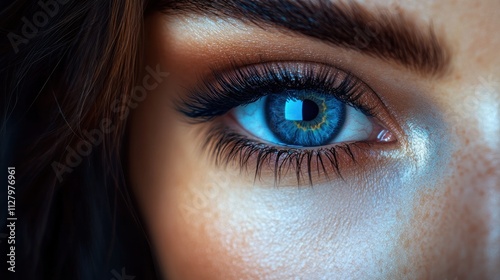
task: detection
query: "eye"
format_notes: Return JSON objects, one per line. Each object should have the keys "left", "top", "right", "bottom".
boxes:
{"left": 232, "top": 91, "right": 381, "bottom": 147}
{"left": 178, "top": 61, "right": 397, "bottom": 184}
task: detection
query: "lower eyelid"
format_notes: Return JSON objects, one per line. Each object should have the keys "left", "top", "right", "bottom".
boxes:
{"left": 195, "top": 102, "right": 401, "bottom": 186}
{"left": 201, "top": 122, "right": 397, "bottom": 186}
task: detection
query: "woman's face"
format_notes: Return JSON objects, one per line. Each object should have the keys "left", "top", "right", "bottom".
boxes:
{"left": 129, "top": 0, "right": 500, "bottom": 279}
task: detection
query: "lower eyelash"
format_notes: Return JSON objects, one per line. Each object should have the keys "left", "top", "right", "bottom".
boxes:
{"left": 203, "top": 124, "right": 370, "bottom": 186}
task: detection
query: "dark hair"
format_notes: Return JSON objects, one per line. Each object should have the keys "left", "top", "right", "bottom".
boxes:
{"left": 0, "top": 1, "right": 160, "bottom": 279}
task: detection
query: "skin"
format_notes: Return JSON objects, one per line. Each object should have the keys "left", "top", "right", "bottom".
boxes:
{"left": 129, "top": 0, "right": 500, "bottom": 279}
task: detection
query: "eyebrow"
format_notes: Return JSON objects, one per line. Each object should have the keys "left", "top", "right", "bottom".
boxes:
{"left": 154, "top": 0, "right": 452, "bottom": 77}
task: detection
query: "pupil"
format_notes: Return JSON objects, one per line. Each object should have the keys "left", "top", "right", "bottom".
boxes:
{"left": 302, "top": 99, "right": 319, "bottom": 121}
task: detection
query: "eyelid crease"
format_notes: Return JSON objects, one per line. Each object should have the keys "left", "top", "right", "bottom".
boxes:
{"left": 155, "top": 0, "right": 452, "bottom": 78}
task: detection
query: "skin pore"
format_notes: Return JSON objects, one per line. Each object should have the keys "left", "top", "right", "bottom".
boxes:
{"left": 129, "top": 0, "right": 500, "bottom": 279}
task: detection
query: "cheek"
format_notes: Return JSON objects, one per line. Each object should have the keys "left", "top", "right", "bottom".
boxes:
{"left": 129, "top": 103, "right": 419, "bottom": 280}
{"left": 145, "top": 171, "right": 409, "bottom": 280}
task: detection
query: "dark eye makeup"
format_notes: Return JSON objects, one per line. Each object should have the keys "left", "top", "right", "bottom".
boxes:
{"left": 177, "top": 61, "right": 398, "bottom": 186}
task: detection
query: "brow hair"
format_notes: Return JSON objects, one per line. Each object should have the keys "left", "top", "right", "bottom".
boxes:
{"left": 155, "top": 0, "right": 452, "bottom": 77}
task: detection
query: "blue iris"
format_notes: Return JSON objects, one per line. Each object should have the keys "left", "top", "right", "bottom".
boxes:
{"left": 265, "top": 90, "right": 346, "bottom": 146}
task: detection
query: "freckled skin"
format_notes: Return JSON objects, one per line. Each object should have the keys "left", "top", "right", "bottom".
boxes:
{"left": 129, "top": 0, "right": 500, "bottom": 279}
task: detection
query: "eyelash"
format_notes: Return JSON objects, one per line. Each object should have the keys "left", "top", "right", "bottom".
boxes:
{"left": 178, "top": 61, "right": 391, "bottom": 186}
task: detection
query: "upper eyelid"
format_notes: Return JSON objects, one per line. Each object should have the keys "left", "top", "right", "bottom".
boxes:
{"left": 177, "top": 61, "right": 381, "bottom": 121}
{"left": 156, "top": 0, "right": 452, "bottom": 78}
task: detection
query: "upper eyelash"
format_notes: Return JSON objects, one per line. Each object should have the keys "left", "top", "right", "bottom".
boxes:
{"left": 177, "top": 61, "right": 377, "bottom": 122}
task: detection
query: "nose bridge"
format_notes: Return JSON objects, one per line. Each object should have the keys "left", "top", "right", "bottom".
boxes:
{"left": 450, "top": 73, "right": 500, "bottom": 181}
{"left": 461, "top": 102, "right": 500, "bottom": 275}
{"left": 475, "top": 149, "right": 500, "bottom": 275}
{"left": 462, "top": 75, "right": 500, "bottom": 192}
{"left": 484, "top": 166, "right": 500, "bottom": 275}
{"left": 439, "top": 72, "right": 500, "bottom": 274}
{"left": 469, "top": 77, "right": 500, "bottom": 151}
